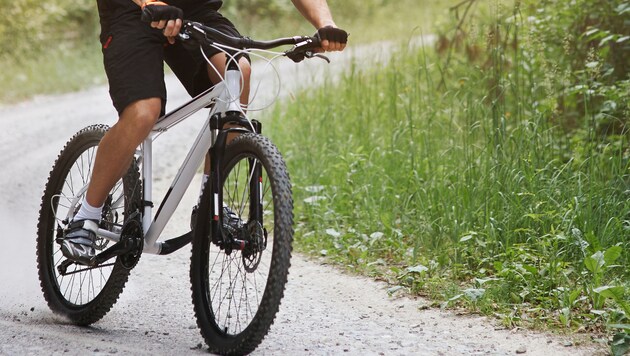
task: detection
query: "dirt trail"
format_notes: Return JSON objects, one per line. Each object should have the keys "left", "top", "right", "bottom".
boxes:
{"left": 0, "top": 42, "right": 606, "bottom": 355}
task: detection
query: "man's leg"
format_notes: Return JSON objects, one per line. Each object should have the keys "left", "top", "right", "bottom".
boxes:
{"left": 61, "top": 97, "right": 161, "bottom": 264}
{"left": 85, "top": 98, "right": 162, "bottom": 207}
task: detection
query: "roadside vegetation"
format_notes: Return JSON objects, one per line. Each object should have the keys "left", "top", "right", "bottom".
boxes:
{"left": 3, "top": 0, "right": 629, "bottom": 353}
{"left": 268, "top": 0, "right": 630, "bottom": 353}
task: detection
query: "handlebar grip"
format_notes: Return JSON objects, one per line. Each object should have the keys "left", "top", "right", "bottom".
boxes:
{"left": 285, "top": 36, "right": 321, "bottom": 63}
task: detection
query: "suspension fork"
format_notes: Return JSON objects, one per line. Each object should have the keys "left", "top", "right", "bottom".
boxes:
{"left": 206, "top": 58, "right": 264, "bottom": 247}
{"left": 249, "top": 120, "right": 263, "bottom": 224}
{"left": 206, "top": 114, "right": 263, "bottom": 247}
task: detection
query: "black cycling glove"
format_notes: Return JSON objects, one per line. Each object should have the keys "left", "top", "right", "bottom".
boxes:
{"left": 316, "top": 26, "right": 349, "bottom": 45}
{"left": 140, "top": 0, "right": 184, "bottom": 23}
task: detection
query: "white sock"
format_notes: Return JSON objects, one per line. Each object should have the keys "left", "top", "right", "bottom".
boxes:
{"left": 197, "top": 174, "right": 210, "bottom": 205}
{"left": 74, "top": 196, "right": 103, "bottom": 222}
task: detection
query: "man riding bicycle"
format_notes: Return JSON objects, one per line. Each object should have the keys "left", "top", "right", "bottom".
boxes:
{"left": 60, "top": 0, "right": 348, "bottom": 264}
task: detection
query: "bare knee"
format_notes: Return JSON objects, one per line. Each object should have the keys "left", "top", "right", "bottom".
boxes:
{"left": 120, "top": 98, "right": 161, "bottom": 136}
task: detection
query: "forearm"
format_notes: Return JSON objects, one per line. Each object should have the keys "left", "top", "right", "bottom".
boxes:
{"left": 291, "top": 0, "right": 336, "bottom": 29}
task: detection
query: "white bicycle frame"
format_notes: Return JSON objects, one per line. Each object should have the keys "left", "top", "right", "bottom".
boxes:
{"left": 92, "top": 68, "right": 244, "bottom": 255}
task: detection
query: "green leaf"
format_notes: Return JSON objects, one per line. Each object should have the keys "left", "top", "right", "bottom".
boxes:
{"left": 568, "top": 289, "right": 581, "bottom": 305}
{"left": 604, "top": 246, "right": 623, "bottom": 265}
{"left": 617, "top": 36, "right": 630, "bottom": 43}
{"left": 593, "top": 285, "right": 625, "bottom": 300}
{"left": 524, "top": 213, "right": 543, "bottom": 221}
{"left": 460, "top": 231, "right": 477, "bottom": 242}
{"left": 615, "top": 3, "right": 630, "bottom": 15}
{"left": 474, "top": 277, "right": 499, "bottom": 286}
{"left": 611, "top": 332, "right": 630, "bottom": 356}
{"left": 609, "top": 324, "right": 630, "bottom": 331}
{"left": 406, "top": 265, "right": 428, "bottom": 274}
{"left": 600, "top": 34, "right": 616, "bottom": 47}
{"left": 585, "top": 251, "right": 605, "bottom": 273}
{"left": 583, "top": 28, "right": 600, "bottom": 37}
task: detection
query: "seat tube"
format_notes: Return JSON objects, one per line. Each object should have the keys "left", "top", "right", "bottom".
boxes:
{"left": 225, "top": 60, "right": 242, "bottom": 113}
{"left": 142, "top": 138, "right": 153, "bottom": 233}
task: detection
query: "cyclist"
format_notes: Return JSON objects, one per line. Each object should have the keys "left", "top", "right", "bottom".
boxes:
{"left": 60, "top": 0, "right": 348, "bottom": 264}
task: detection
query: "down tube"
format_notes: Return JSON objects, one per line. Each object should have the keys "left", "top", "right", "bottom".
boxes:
{"left": 142, "top": 124, "right": 214, "bottom": 254}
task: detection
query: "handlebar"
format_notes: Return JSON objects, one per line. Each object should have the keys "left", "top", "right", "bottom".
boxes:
{"left": 180, "top": 21, "right": 329, "bottom": 63}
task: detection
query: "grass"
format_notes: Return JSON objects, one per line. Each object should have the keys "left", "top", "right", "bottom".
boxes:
{"left": 265, "top": 14, "right": 630, "bottom": 339}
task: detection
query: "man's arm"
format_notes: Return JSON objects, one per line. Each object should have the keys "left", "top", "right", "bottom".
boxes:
{"left": 135, "top": 0, "right": 182, "bottom": 44}
{"left": 291, "top": 0, "right": 347, "bottom": 52}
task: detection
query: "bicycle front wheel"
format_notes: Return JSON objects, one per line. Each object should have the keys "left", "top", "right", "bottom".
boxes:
{"left": 36, "top": 124, "right": 142, "bottom": 325}
{"left": 191, "top": 133, "right": 294, "bottom": 355}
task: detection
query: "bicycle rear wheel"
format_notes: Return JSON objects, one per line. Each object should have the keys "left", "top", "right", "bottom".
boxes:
{"left": 191, "top": 133, "right": 293, "bottom": 355}
{"left": 36, "top": 124, "right": 142, "bottom": 325}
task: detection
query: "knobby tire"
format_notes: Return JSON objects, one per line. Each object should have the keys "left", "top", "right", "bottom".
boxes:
{"left": 36, "top": 124, "right": 142, "bottom": 325}
{"left": 190, "top": 133, "right": 294, "bottom": 355}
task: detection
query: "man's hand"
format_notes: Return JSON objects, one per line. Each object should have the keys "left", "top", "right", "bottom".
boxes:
{"left": 140, "top": 0, "right": 183, "bottom": 44}
{"left": 316, "top": 26, "right": 348, "bottom": 52}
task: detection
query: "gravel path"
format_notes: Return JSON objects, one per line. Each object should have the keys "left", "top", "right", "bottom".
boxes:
{"left": 0, "top": 41, "right": 606, "bottom": 355}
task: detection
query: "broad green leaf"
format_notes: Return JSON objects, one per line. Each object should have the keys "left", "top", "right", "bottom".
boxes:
{"left": 593, "top": 285, "right": 625, "bottom": 301}
{"left": 615, "top": 3, "right": 630, "bottom": 14}
{"left": 604, "top": 246, "right": 623, "bottom": 265}
{"left": 585, "top": 251, "right": 605, "bottom": 273}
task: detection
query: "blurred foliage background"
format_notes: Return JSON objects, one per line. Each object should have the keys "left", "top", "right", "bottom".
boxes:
{"left": 0, "top": 0, "right": 440, "bottom": 102}
{"left": 0, "top": 0, "right": 98, "bottom": 56}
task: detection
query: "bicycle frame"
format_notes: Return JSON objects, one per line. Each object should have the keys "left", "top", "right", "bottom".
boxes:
{"left": 60, "top": 20, "right": 321, "bottom": 261}
{"left": 91, "top": 66, "right": 246, "bottom": 255}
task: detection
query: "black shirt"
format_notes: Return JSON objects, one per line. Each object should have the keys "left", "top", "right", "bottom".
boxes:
{"left": 97, "top": 0, "right": 223, "bottom": 28}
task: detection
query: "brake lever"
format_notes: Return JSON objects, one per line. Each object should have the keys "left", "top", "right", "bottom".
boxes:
{"left": 305, "top": 51, "right": 330, "bottom": 63}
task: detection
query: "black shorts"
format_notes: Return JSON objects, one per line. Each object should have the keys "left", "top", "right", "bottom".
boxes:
{"left": 99, "top": 4, "right": 243, "bottom": 115}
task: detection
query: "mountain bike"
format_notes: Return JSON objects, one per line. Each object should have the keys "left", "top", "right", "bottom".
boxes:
{"left": 36, "top": 21, "right": 329, "bottom": 355}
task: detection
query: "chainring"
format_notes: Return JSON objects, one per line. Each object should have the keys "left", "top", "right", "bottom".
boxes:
{"left": 118, "top": 214, "right": 143, "bottom": 270}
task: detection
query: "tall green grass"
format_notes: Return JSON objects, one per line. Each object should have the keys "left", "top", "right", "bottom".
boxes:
{"left": 267, "top": 18, "right": 630, "bottom": 333}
